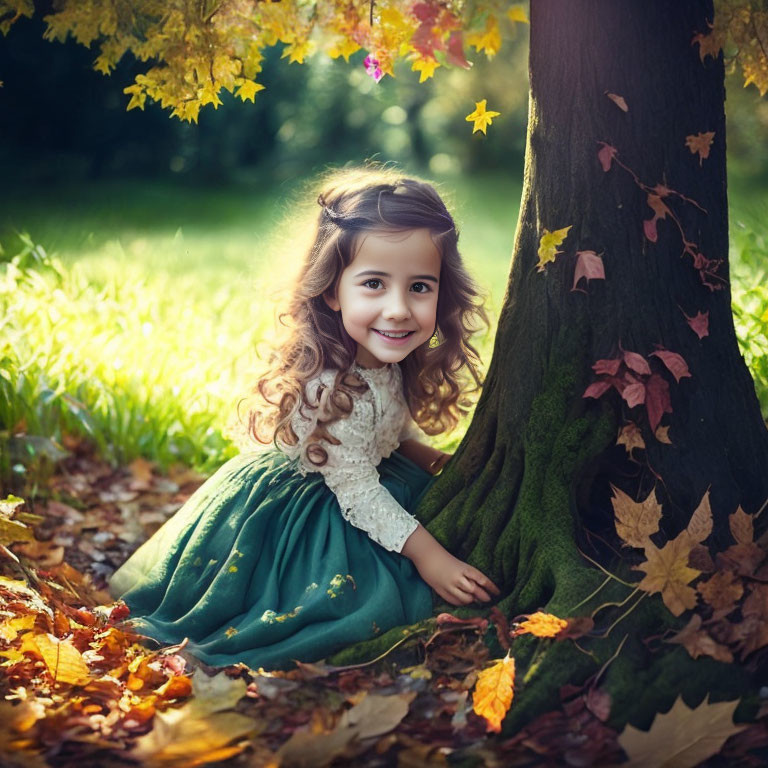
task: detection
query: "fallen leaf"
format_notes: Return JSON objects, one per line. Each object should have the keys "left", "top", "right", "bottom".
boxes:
{"left": 617, "top": 693, "right": 747, "bottom": 768}
{"left": 472, "top": 651, "right": 515, "bottom": 733}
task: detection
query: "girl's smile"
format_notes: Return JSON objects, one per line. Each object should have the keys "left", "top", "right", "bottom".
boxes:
{"left": 323, "top": 227, "right": 441, "bottom": 369}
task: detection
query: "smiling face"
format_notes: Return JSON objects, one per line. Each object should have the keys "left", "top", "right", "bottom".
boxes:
{"left": 323, "top": 227, "right": 441, "bottom": 369}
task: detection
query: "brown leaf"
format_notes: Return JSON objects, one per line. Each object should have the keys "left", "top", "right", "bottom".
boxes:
{"left": 610, "top": 483, "right": 662, "bottom": 549}
{"left": 666, "top": 613, "right": 733, "bottom": 663}
{"left": 697, "top": 569, "right": 743, "bottom": 613}
{"left": 617, "top": 693, "right": 748, "bottom": 768}
{"left": 632, "top": 531, "right": 700, "bottom": 616}
{"left": 617, "top": 422, "right": 646, "bottom": 458}
{"left": 686, "top": 486, "right": 713, "bottom": 544}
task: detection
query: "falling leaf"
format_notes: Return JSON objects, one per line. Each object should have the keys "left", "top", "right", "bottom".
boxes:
{"left": 632, "top": 530, "right": 701, "bottom": 616}
{"left": 536, "top": 225, "right": 572, "bottom": 272}
{"left": 685, "top": 131, "right": 715, "bottom": 165}
{"left": 617, "top": 693, "right": 747, "bottom": 768}
{"left": 605, "top": 91, "right": 629, "bottom": 111}
{"left": 571, "top": 250, "right": 605, "bottom": 292}
{"left": 610, "top": 483, "right": 662, "bottom": 549}
{"left": 465, "top": 98, "right": 501, "bottom": 134}
{"left": 472, "top": 651, "right": 515, "bottom": 732}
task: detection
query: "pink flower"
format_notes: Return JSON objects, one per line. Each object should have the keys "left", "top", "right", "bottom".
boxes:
{"left": 364, "top": 53, "right": 383, "bottom": 83}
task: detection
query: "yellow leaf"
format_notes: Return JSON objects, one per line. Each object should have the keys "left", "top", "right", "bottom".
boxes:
{"left": 465, "top": 99, "right": 501, "bottom": 134}
{"left": 507, "top": 5, "right": 529, "bottom": 24}
{"left": 411, "top": 56, "right": 440, "bottom": 83}
{"left": 32, "top": 632, "right": 91, "bottom": 685}
{"left": 536, "top": 225, "right": 572, "bottom": 271}
{"left": 235, "top": 79, "right": 265, "bottom": 103}
{"left": 281, "top": 38, "right": 315, "bottom": 64}
{"left": 328, "top": 37, "right": 361, "bottom": 62}
{"left": 512, "top": 611, "right": 568, "bottom": 638}
{"left": 466, "top": 15, "right": 502, "bottom": 59}
{"left": 472, "top": 651, "right": 515, "bottom": 732}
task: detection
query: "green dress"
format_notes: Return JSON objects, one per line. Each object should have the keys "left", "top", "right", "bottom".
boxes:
{"left": 107, "top": 445, "right": 438, "bottom": 672}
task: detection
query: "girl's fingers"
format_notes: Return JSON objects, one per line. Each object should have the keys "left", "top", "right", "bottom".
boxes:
{"left": 466, "top": 569, "right": 502, "bottom": 596}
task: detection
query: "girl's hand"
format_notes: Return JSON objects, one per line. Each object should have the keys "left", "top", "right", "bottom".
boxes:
{"left": 414, "top": 546, "right": 501, "bottom": 606}
{"left": 428, "top": 451, "right": 452, "bottom": 475}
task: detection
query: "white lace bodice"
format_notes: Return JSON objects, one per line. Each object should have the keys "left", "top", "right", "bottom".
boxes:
{"left": 276, "top": 361, "right": 425, "bottom": 553}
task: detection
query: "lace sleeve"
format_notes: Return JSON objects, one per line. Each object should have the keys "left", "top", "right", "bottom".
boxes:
{"left": 315, "top": 394, "right": 420, "bottom": 553}
{"left": 399, "top": 413, "right": 424, "bottom": 443}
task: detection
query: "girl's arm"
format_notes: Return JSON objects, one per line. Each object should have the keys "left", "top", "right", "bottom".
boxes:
{"left": 398, "top": 438, "right": 451, "bottom": 475}
{"left": 401, "top": 523, "right": 501, "bottom": 606}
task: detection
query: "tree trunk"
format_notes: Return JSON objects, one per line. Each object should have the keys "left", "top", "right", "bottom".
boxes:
{"left": 330, "top": 0, "right": 768, "bottom": 736}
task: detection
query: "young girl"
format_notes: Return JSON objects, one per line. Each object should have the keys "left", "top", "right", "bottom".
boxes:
{"left": 108, "top": 165, "right": 501, "bottom": 672}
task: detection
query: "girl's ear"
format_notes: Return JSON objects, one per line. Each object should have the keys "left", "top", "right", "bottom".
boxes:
{"left": 323, "top": 291, "right": 340, "bottom": 312}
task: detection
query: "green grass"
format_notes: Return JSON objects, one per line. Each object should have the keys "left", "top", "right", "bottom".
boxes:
{"left": 0, "top": 172, "right": 766, "bottom": 497}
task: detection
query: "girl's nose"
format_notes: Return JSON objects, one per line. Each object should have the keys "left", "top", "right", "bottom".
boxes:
{"left": 383, "top": 295, "right": 411, "bottom": 320}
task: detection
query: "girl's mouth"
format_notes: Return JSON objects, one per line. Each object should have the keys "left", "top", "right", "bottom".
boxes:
{"left": 372, "top": 329, "right": 415, "bottom": 345}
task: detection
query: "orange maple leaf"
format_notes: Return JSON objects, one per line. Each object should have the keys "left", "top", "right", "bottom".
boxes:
{"left": 511, "top": 610, "right": 569, "bottom": 638}
{"left": 472, "top": 651, "right": 515, "bottom": 732}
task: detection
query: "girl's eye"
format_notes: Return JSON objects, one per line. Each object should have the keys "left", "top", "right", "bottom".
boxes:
{"left": 361, "top": 279, "right": 432, "bottom": 293}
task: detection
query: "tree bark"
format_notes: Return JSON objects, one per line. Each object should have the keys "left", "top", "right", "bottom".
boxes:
{"left": 330, "top": 0, "right": 768, "bottom": 736}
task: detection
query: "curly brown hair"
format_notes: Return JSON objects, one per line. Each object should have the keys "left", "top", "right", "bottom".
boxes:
{"left": 234, "top": 162, "right": 491, "bottom": 468}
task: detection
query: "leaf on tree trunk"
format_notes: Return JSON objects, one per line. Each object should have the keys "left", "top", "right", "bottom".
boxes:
{"left": 536, "top": 225, "right": 572, "bottom": 272}
{"left": 610, "top": 483, "right": 661, "bottom": 549}
{"left": 605, "top": 91, "right": 628, "bottom": 111}
{"left": 571, "top": 249, "right": 605, "bottom": 292}
{"left": 648, "top": 348, "right": 692, "bottom": 383}
{"left": 633, "top": 530, "right": 700, "bottom": 616}
{"left": 686, "top": 486, "right": 713, "bottom": 544}
{"left": 685, "top": 131, "right": 715, "bottom": 165}
{"left": 617, "top": 694, "right": 747, "bottom": 768}
{"left": 682, "top": 308, "right": 710, "bottom": 339}
{"left": 617, "top": 422, "right": 646, "bottom": 458}
{"left": 644, "top": 373, "right": 673, "bottom": 432}
{"left": 666, "top": 612, "right": 734, "bottom": 663}
{"left": 697, "top": 569, "right": 744, "bottom": 614}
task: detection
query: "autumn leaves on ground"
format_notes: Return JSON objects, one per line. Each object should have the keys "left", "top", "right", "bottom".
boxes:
{"left": 0, "top": 431, "right": 766, "bottom": 767}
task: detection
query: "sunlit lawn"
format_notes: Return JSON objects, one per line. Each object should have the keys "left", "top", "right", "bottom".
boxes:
{"left": 1, "top": 170, "right": 766, "bottom": 494}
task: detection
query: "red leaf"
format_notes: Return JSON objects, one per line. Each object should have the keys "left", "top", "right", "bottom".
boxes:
{"left": 623, "top": 350, "right": 651, "bottom": 376}
{"left": 597, "top": 142, "right": 618, "bottom": 171}
{"left": 571, "top": 250, "right": 605, "bottom": 292}
{"left": 649, "top": 349, "right": 692, "bottom": 383}
{"left": 592, "top": 357, "right": 622, "bottom": 376}
{"left": 684, "top": 309, "right": 710, "bottom": 339}
{"left": 446, "top": 30, "right": 471, "bottom": 68}
{"left": 620, "top": 375, "right": 646, "bottom": 407}
{"left": 643, "top": 217, "right": 658, "bottom": 242}
{"left": 645, "top": 373, "right": 673, "bottom": 432}
{"left": 583, "top": 380, "right": 612, "bottom": 399}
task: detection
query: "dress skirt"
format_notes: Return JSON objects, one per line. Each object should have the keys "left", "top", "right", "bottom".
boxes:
{"left": 107, "top": 447, "right": 437, "bottom": 671}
